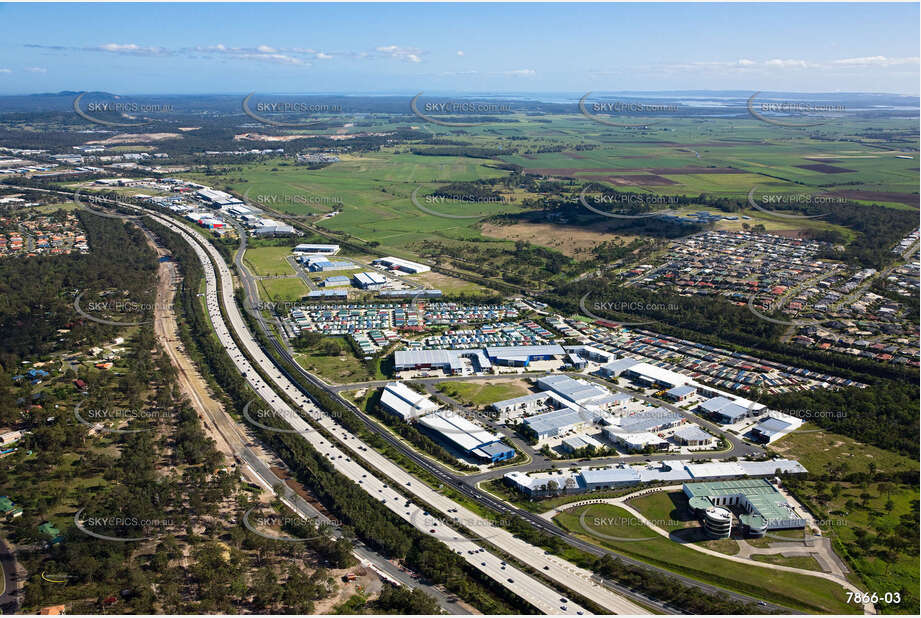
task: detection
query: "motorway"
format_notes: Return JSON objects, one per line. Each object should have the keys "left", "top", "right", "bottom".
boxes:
{"left": 22, "top": 185, "right": 797, "bottom": 614}
{"left": 148, "top": 212, "right": 620, "bottom": 615}
{"left": 141, "top": 227, "right": 464, "bottom": 612}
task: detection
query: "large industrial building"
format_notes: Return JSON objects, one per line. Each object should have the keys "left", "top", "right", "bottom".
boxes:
{"left": 561, "top": 434, "right": 605, "bottom": 453}
{"left": 393, "top": 348, "right": 493, "bottom": 374}
{"left": 696, "top": 396, "right": 763, "bottom": 424}
{"left": 610, "top": 407, "right": 684, "bottom": 434}
{"left": 373, "top": 256, "right": 431, "bottom": 274}
{"left": 490, "top": 390, "right": 575, "bottom": 422}
{"left": 300, "top": 255, "right": 355, "bottom": 272}
{"left": 253, "top": 222, "right": 296, "bottom": 236}
{"left": 486, "top": 344, "right": 566, "bottom": 367}
{"left": 684, "top": 479, "right": 807, "bottom": 536}
{"left": 524, "top": 407, "right": 599, "bottom": 441}
{"left": 379, "top": 382, "right": 441, "bottom": 421}
{"left": 604, "top": 430, "right": 668, "bottom": 453}
{"left": 393, "top": 344, "right": 567, "bottom": 375}
{"left": 599, "top": 357, "right": 642, "bottom": 378}
{"left": 750, "top": 413, "right": 804, "bottom": 444}
{"left": 673, "top": 424, "right": 715, "bottom": 447}
{"left": 353, "top": 271, "right": 389, "bottom": 290}
{"left": 504, "top": 458, "right": 807, "bottom": 497}
{"left": 196, "top": 188, "right": 243, "bottom": 208}
{"left": 620, "top": 362, "right": 690, "bottom": 389}
{"left": 293, "top": 243, "right": 340, "bottom": 255}
{"left": 536, "top": 374, "right": 627, "bottom": 409}
{"left": 417, "top": 409, "right": 514, "bottom": 462}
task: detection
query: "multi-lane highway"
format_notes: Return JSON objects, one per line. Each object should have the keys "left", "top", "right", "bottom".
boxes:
{"left": 147, "top": 211, "right": 627, "bottom": 615}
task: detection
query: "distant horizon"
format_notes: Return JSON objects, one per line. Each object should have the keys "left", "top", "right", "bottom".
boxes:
{"left": 9, "top": 89, "right": 921, "bottom": 98}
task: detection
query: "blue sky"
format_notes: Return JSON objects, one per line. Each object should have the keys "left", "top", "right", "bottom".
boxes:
{"left": 1, "top": 2, "right": 918, "bottom": 95}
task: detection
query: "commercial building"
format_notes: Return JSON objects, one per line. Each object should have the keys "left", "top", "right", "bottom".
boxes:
{"left": 664, "top": 385, "right": 697, "bottom": 402}
{"left": 294, "top": 244, "right": 340, "bottom": 255}
{"left": 379, "top": 382, "right": 440, "bottom": 421}
{"left": 672, "top": 424, "right": 714, "bottom": 447}
{"left": 621, "top": 362, "right": 690, "bottom": 389}
{"left": 373, "top": 256, "right": 431, "bottom": 274}
{"left": 613, "top": 407, "right": 684, "bottom": 434}
{"left": 565, "top": 345, "right": 616, "bottom": 364}
{"left": 254, "top": 223, "right": 296, "bottom": 236}
{"left": 683, "top": 479, "right": 807, "bottom": 535}
{"left": 701, "top": 507, "right": 733, "bottom": 538}
{"left": 599, "top": 357, "right": 642, "bottom": 378}
{"left": 605, "top": 430, "right": 669, "bottom": 453}
{"left": 523, "top": 407, "right": 595, "bottom": 441}
{"left": 321, "top": 275, "right": 351, "bottom": 288}
{"left": 353, "top": 271, "right": 389, "bottom": 290}
{"left": 561, "top": 434, "right": 605, "bottom": 453}
{"left": 299, "top": 255, "right": 355, "bottom": 271}
{"left": 504, "top": 458, "right": 806, "bottom": 498}
{"left": 536, "top": 374, "right": 615, "bottom": 406}
{"left": 305, "top": 289, "right": 348, "bottom": 300}
{"left": 378, "top": 289, "right": 443, "bottom": 299}
{"left": 580, "top": 467, "right": 642, "bottom": 490}
{"left": 490, "top": 390, "right": 574, "bottom": 422}
{"left": 417, "top": 409, "right": 512, "bottom": 462}
{"left": 696, "top": 396, "right": 762, "bottom": 424}
{"left": 750, "top": 413, "right": 804, "bottom": 444}
{"left": 393, "top": 349, "right": 492, "bottom": 374}
{"left": 486, "top": 344, "right": 566, "bottom": 367}
{"left": 196, "top": 188, "right": 243, "bottom": 207}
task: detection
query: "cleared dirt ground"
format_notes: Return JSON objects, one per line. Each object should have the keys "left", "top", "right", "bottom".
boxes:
{"left": 480, "top": 221, "right": 636, "bottom": 258}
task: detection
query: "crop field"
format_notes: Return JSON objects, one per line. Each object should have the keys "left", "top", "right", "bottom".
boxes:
{"left": 496, "top": 116, "right": 919, "bottom": 200}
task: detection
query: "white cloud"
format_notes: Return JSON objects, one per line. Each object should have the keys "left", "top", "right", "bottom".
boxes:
{"left": 764, "top": 58, "right": 811, "bottom": 69}
{"left": 653, "top": 55, "right": 919, "bottom": 74}
{"left": 0, "top": 68, "right": 11, "bottom": 74}
{"left": 96, "top": 43, "right": 169, "bottom": 56}
{"left": 24, "top": 67, "right": 47, "bottom": 73}
{"left": 316, "top": 52, "right": 333, "bottom": 60}
{"left": 832, "top": 56, "right": 919, "bottom": 67}
{"left": 457, "top": 50, "right": 464, "bottom": 56}
{"left": 375, "top": 45, "right": 424, "bottom": 62}
{"left": 501, "top": 69, "right": 536, "bottom": 77}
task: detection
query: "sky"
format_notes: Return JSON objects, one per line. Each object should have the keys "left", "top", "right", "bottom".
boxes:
{"left": 1, "top": 2, "right": 919, "bottom": 95}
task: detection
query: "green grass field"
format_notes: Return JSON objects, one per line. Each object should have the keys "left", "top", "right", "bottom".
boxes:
{"left": 244, "top": 246, "right": 297, "bottom": 276}
{"left": 436, "top": 380, "right": 530, "bottom": 408}
{"left": 257, "top": 277, "right": 308, "bottom": 301}
{"left": 752, "top": 553, "right": 824, "bottom": 571}
{"left": 293, "top": 337, "right": 379, "bottom": 383}
{"left": 770, "top": 424, "right": 919, "bottom": 476}
{"left": 554, "top": 502, "right": 857, "bottom": 614}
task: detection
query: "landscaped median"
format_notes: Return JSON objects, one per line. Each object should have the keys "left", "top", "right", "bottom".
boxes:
{"left": 554, "top": 501, "right": 859, "bottom": 615}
